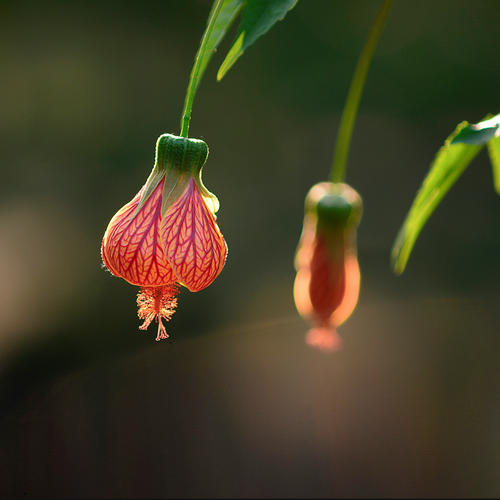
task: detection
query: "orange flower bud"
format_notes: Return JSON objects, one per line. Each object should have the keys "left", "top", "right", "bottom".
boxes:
{"left": 101, "top": 134, "right": 227, "bottom": 340}
{"left": 293, "top": 182, "right": 362, "bottom": 352}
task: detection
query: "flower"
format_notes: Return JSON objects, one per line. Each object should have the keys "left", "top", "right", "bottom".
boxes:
{"left": 293, "top": 182, "right": 362, "bottom": 352}
{"left": 101, "top": 134, "right": 227, "bottom": 340}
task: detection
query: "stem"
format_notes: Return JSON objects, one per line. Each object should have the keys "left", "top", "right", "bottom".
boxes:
{"left": 330, "top": 0, "right": 394, "bottom": 183}
{"left": 180, "top": 0, "right": 224, "bottom": 138}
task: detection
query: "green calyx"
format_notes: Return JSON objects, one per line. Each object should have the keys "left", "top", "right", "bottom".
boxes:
{"left": 316, "top": 193, "right": 357, "bottom": 228}
{"left": 305, "top": 183, "right": 362, "bottom": 260}
{"left": 135, "top": 133, "right": 219, "bottom": 217}
{"left": 156, "top": 133, "right": 208, "bottom": 174}
{"left": 306, "top": 182, "right": 362, "bottom": 231}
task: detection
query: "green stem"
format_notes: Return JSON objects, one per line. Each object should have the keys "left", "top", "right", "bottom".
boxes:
{"left": 330, "top": 0, "right": 394, "bottom": 183}
{"left": 180, "top": 0, "right": 224, "bottom": 138}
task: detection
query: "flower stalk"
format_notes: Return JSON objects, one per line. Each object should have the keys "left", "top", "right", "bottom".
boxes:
{"left": 180, "top": 0, "right": 225, "bottom": 137}
{"left": 330, "top": 0, "right": 394, "bottom": 183}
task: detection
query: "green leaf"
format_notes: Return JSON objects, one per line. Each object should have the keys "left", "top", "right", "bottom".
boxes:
{"left": 451, "top": 113, "right": 500, "bottom": 146}
{"left": 391, "top": 121, "right": 485, "bottom": 275}
{"left": 488, "top": 135, "right": 500, "bottom": 194}
{"left": 217, "top": 0, "right": 298, "bottom": 80}
{"left": 195, "top": 0, "right": 244, "bottom": 92}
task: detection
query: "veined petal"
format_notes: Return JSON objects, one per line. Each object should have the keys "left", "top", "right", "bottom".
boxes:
{"left": 101, "top": 180, "right": 175, "bottom": 287}
{"left": 194, "top": 176, "right": 220, "bottom": 215}
{"left": 160, "top": 177, "right": 227, "bottom": 292}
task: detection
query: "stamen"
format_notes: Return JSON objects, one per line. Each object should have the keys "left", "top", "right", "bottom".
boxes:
{"left": 305, "top": 327, "right": 342, "bottom": 353}
{"left": 137, "top": 284, "right": 179, "bottom": 341}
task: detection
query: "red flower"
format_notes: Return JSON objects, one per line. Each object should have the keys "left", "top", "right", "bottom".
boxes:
{"left": 101, "top": 134, "right": 227, "bottom": 340}
{"left": 293, "top": 182, "right": 362, "bottom": 352}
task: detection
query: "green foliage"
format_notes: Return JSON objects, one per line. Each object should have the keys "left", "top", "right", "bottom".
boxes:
{"left": 195, "top": 0, "right": 244, "bottom": 92}
{"left": 392, "top": 114, "right": 500, "bottom": 274}
{"left": 451, "top": 113, "right": 500, "bottom": 146}
{"left": 185, "top": 1, "right": 498, "bottom": 279}
{"left": 217, "top": 0, "right": 298, "bottom": 80}
{"left": 391, "top": 121, "right": 485, "bottom": 275}
{"left": 453, "top": 113, "right": 500, "bottom": 195}
{"left": 180, "top": 0, "right": 298, "bottom": 136}
{"left": 488, "top": 136, "right": 500, "bottom": 194}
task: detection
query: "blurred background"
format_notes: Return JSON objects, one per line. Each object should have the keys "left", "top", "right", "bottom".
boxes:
{"left": 1, "top": 0, "right": 499, "bottom": 497}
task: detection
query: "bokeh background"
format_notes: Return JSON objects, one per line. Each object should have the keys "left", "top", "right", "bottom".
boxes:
{"left": 1, "top": 0, "right": 499, "bottom": 497}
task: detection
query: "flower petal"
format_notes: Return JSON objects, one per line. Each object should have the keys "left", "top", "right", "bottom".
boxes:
{"left": 102, "top": 180, "right": 175, "bottom": 286}
{"left": 308, "top": 235, "right": 346, "bottom": 323}
{"left": 293, "top": 233, "right": 360, "bottom": 329}
{"left": 160, "top": 178, "right": 227, "bottom": 292}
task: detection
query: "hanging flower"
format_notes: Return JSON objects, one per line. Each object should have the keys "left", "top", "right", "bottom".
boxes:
{"left": 293, "top": 182, "right": 362, "bottom": 352}
{"left": 101, "top": 134, "right": 227, "bottom": 340}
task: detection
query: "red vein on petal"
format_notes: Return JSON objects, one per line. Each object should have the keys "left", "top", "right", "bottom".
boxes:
{"left": 102, "top": 181, "right": 175, "bottom": 287}
{"left": 161, "top": 178, "right": 227, "bottom": 292}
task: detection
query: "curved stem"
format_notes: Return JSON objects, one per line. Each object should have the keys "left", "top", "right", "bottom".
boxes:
{"left": 330, "top": 0, "right": 394, "bottom": 183}
{"left": 180, "top": 0, "right": 224, "bottom": 138}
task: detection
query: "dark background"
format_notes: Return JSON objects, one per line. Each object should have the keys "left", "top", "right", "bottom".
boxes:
{"left": 1, "top": 0, "right": 499, "bottom": 497}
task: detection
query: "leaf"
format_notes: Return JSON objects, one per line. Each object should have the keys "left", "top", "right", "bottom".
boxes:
{"left": 217, "top": 0, "right": 298, "bottom": 80}
{"left": 488, "top": 135, "right": 500, "bottom": 194}
{"left": 391, "top": 121, "right": 485, "bottom": 275}
{"left": 194, "top": 0, "right": 244, "bottom": 92}
{"left": 451, "top": 113, "right": 500, "bottom": 145}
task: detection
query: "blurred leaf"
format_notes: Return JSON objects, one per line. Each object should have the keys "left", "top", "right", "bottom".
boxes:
{"left": 195, "top": 0, "right": 244, "bottom": 91}
{"left": 451, "top": 113, "right": 500, "bottom": 145}
{"left": 488, "top": 135, "right": 500, "bottom": 194}
{"left": 391, "top": 121, "right": 485, "bottom": 274}
{"left": 217, "top": 0, "right": 298, "bottom": 80}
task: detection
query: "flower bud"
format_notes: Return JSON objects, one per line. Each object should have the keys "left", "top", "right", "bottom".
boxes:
{"left": 293, "top": 182, "right": 362, "bottom": 352}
